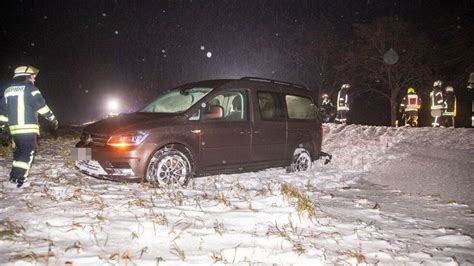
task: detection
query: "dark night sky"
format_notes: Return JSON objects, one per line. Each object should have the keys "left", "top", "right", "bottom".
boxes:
{"left": 1, "top": 0, "right": 473, "bottom": 124}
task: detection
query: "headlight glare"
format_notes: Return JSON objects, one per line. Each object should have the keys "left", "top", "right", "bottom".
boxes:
{"left": 106, "top": 132, "right": 148, "bottom": 147}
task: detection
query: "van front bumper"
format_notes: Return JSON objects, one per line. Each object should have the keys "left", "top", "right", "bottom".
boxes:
{"left": 73, "top": 143, "right": 156, "bottom": 182}
{"left": 75, "top": 160, "right": 142, "bottom": 182}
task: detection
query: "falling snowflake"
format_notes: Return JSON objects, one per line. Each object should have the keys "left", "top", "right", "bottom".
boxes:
{"left": 43, "top": 15, "right": 48, "bottom": 20}
{"left": 163, "top": 54, "right": 167, "bottom": 58}
{"left": 85, "top": 90, "right": 89, "bottom": 93}
{"left": 114, "top": 30, "right": 119, "bottom": 35}
{"left": 102, "top": 13, "right": 107, "bottom": 17}
{"left": 161, "top": 49, "right": 166, "bottom": 53}
{"left": 30, "top": 42, "right": 35, "bottom": 47}
{"left": 206, "top": 52, "right": 212, "bottom": 58}
{"left": 200, "top": 45, "right": 205, "bottom": 50}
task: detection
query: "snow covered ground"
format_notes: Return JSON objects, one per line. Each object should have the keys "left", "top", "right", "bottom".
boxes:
{"left": 0, "top": 124, "right": 473, "bottom": 265}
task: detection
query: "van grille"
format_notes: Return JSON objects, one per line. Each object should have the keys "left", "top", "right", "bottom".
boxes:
{"left": 81, "top": 132, "right": 110, "bottom": 146}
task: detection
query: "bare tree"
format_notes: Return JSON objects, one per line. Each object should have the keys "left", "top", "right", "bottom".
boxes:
{"left": 341, "top": 16, "right": 433, "bottom": 126}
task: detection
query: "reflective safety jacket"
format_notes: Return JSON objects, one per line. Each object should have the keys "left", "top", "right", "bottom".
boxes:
{"left": 400, "top": 93, "right": 421, "bottom": 112}
{"left": 321, "top": 99, "right": 333, "bottom": 109}
{"left": 442, "top": 90, "right": 456, "bottom": 116}
{"left": 430, "top": 86, "right": 444, "bottom": 110}
{"left": 0, "top": 80, "right": 55, "bottom": 135}
{"left": 336, "top": 87, "right": 349, "bottom": 111}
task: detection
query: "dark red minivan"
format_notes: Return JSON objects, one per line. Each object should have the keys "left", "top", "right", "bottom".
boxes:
{"left": 75, "top": 77, "right": 323, "bottom": 186}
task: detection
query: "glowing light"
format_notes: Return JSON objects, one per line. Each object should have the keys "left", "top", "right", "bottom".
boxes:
{"left": 206, "top": 52, "right": 212, "bottom": 58}
{"left": 107, "top": 99, "right": 119, "bottom": 112}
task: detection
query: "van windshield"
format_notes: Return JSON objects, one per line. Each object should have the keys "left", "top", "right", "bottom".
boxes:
{"left": 140, "top": 87, "right": 213, "bottom": 113}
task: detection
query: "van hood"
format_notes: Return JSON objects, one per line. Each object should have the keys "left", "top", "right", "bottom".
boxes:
{"left": 83, "top": 112, "right": 182, "bottom": 135}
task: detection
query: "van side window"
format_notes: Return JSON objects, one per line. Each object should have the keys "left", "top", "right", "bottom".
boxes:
{"left": 203, "top": 91, "right": 247, "bottom": 121}
{"left": 257, "top": 92, "right": 285, "bottom": 120}
{"left": 285, "top": 95, "right": 315, "bottom": 120}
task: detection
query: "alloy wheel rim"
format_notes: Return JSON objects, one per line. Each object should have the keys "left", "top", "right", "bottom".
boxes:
{"left": 149, "top": 155, "right": 188, "bottom": 185}
{"left": 294, "top": 152, "right": 311, "bottom": 171}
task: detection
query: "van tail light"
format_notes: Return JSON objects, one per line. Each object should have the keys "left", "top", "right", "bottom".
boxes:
{"left": 107, "top": 132, "right": 148, "bottom": 147}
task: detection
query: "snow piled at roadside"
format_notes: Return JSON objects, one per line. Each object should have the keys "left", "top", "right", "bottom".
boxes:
{"left": 0, "top": 124, "right": 473, "bottom": 265}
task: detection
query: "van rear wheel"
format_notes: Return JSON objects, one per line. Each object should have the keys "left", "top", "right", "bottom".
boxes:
{"left": 290, "top": 148, "right": 312, "bottom": 172}
{"left": 146, "top": 147, "right": 192, "bottom": 187}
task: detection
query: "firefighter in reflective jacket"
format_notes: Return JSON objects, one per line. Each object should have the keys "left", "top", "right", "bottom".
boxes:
{"left": 0, "top": 65, "right": 58, "bottom": 188}
{"left": 441, "top": 86, "right": 456, "bottom": 128}
{"left": 335, "top": 83, "right": 350, "bottom": 124}
{"left": 320, "top": 93, "right": 335, "bottom": 123}
{"left": 399, "top": 87, "right": 421, "bottom": 127}
{"left": 430, "top": 80, "right": 444, "bottom": 127}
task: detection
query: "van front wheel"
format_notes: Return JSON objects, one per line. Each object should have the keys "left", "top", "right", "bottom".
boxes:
{"left": 146, "top": 147, "right": 192, "bottom": 187}
{"left": 289, "top": 148, "right": 312, "bottom": 172}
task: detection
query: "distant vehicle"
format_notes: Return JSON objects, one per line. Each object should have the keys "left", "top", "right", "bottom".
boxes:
{"left": 75, "top": 77, "right": 323, "bottom": 186}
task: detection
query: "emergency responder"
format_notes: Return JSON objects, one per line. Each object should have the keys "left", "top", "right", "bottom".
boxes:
{"left": 320, "top": 93, "right": 334, "bottom": 123}
{"left": 441, "top": 86, "right": 456, "bottom": 128}
{"left": 0, "top": 65, "right": 58, "bottom": 188}
{"left": 430, "top": 80, "right": 444, "bottom": 127}
{"left": 335, "top": 84, "right": 350, "bottom": 124}
{"left": 399, "top": 87, "right": 421, "bottom": 127}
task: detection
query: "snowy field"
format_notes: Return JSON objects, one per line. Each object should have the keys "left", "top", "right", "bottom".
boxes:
{"left": 0, "top": 124, "right": 473, "bottom": 265}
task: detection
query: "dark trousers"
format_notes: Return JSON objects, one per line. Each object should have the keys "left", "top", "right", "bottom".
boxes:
{"left": 441, "top": 116, "right": 455, "bottom": 128}
{"left": 10, "top": 134, "right": 37, "bottom": 182}
{"left": 335, "top": 110, "right": 347, "bottom": 123}
{"left": 403, "top": 111, "right": 419, "bottom": 127}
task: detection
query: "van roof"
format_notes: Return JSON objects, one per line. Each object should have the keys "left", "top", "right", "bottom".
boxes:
{"left": 179, "top": 77, "right": 310, "bottom": 92}
{"left": 239, "top": 77, "right": 308, "bottom": 90}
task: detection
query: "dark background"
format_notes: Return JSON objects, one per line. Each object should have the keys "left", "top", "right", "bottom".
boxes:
{"left": 1, "top": 0, "right": 473, "bottom": 125}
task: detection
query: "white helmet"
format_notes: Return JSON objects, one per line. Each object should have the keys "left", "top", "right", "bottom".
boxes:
{"left": 341, "top": 83, "right": 351, "bottom": 89}
{"left": 445, "top": 86, "right": 454, "bottom": 92}
{"left": 13, "top": 65, "right": 39, "bottom": 78}
{"left": 433, "top": 80, "right": 442, "bottom": 87}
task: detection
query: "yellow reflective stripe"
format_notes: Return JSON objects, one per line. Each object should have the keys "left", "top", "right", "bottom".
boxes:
{"left": 13, "top": 160, "right": 30, "bottom": 170}
{"left": 10, "top": 128, "right": 40, "bottom": 135}
{"left": 31, "top": 90, "right": 41, "bottom": 96}
{"left": 0, "top": 115, "right": 8, "bottom": 122}
{"left": 10, "top": 128, "right": 39, "bottom": 135}
{"left": 9, "top": 124, "right": 39, "bottom": 130}
{"left": 17, "top": 92, "right": 25, "bottom": 125}
{"left": 37, "top": 105, "right": 51, "bottom": 115}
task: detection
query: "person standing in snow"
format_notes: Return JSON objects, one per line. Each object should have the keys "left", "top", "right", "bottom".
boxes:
{"left": 0, "top": 65, "right": 58, "bottom": 188}
{"left": 399, "top": 87, "right": 421, "bottom": 127}
{"left": 441, "top": 86, "right": 456, "bottom": 128}
{"left": 320, "top": 93, "right": 334, "bottom": 123}
{"left": 335, "top": 83, "right": 350, "bottom": 124}
{"left": 430, "top": 80, "right": 444, "bottom": 127}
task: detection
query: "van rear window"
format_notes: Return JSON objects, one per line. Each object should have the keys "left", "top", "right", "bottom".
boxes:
{"left": 285, "top": 95, "right": 315, "bottom": 120}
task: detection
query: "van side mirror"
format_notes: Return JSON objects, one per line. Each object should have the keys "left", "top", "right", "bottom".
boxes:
{"left": 203, "top": 105, "right": 224, "bottom": 119}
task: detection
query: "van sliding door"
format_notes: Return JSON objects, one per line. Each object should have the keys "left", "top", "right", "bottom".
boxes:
{"left": 251, "top": 91, "right": 287, "bottom": 164}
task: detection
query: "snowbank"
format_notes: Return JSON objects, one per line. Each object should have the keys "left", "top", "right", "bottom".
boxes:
{"left": 0, "top": 124, "right": 472, "bottom": 265}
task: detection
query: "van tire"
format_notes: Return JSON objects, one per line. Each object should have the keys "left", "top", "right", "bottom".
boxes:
{"left": 289, "top": 147, "right": 312, "bottom": 172}
{"left": 145, "top": 146, "right": 192, "bottom": 187}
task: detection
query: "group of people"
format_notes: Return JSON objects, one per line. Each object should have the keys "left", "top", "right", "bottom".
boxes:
{"left": 320, "top": 83, "right": 350, "bottom": 124}
{"left": 320, "top": 81, "right": 457, "bottom": 128}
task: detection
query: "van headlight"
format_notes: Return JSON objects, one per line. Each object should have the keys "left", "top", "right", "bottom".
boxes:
{"left": 106, "top": 132, "right": 148, "bottom": 147}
